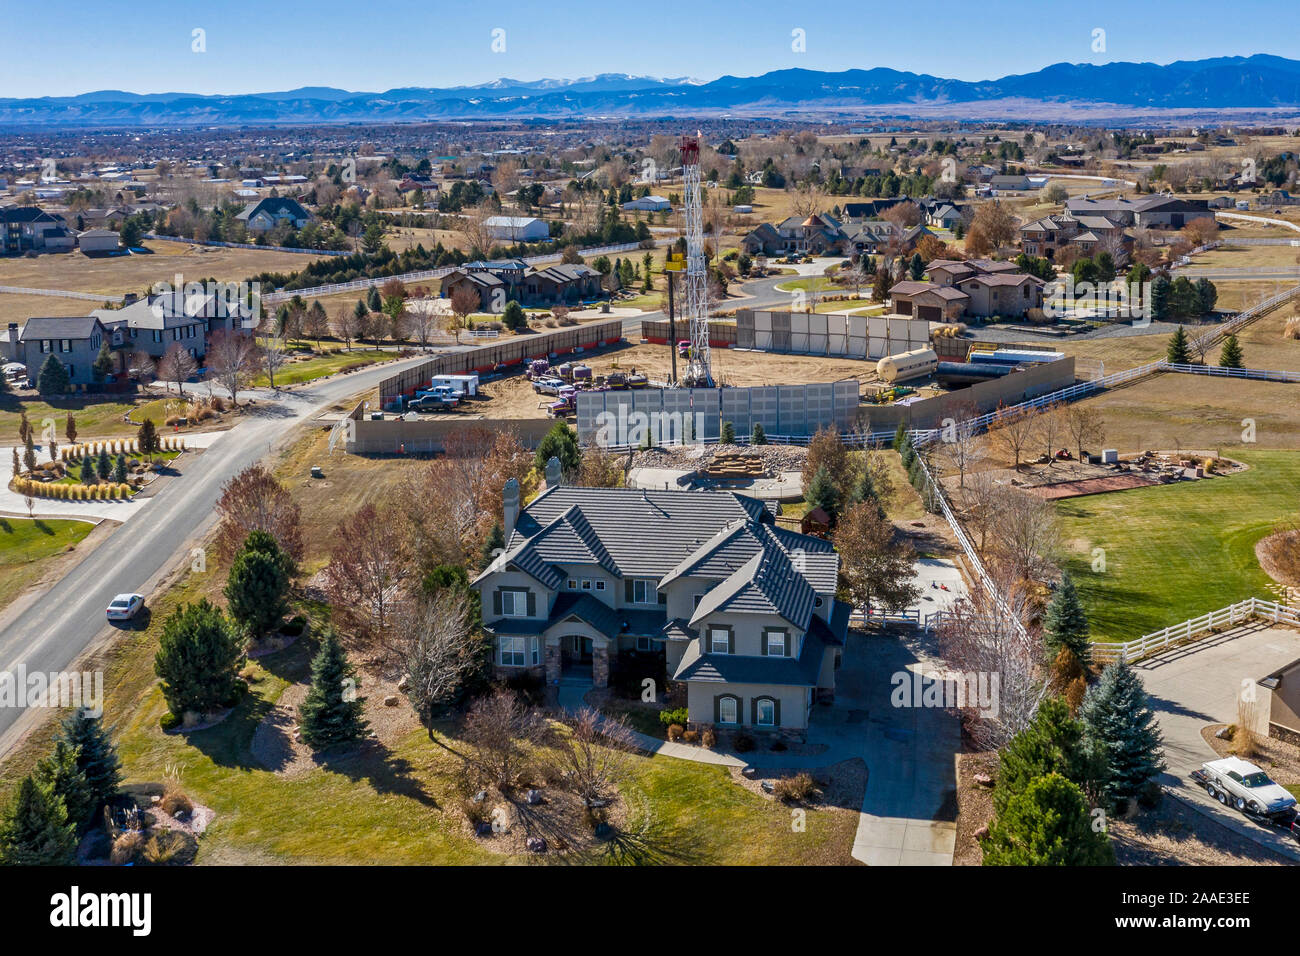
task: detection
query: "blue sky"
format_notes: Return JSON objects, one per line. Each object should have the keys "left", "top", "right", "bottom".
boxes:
{"left": 0, "top": 0, "right": 1294, "bottom": 98}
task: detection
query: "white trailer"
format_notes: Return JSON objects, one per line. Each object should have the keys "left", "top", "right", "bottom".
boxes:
{"left": 430, "top": 373, "right": 479, "bottom": 397}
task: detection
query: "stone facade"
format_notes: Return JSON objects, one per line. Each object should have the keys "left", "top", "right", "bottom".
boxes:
{"left": 592, "top": 638, "right": 609, "bottom": 688}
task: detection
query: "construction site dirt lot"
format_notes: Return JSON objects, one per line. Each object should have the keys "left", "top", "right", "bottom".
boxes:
{"left": 457, "top": 342, "right": 877, "bottom": 421}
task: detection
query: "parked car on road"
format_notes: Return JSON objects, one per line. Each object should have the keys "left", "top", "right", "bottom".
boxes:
{"left": 106, "top": 593, "right": 145, "bottom": 621}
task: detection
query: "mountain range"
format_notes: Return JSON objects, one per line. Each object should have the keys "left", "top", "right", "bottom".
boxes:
{"left": 4, "top": 56, "right": 1300, "bottom": 126}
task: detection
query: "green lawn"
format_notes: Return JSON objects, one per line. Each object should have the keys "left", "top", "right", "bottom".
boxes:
{"left": 0, "top": 394, "right": 144, "bottom": 441}
{"left": 127, "top": 396, "right": 188, "bottom": 425}
{"left": 0, "top": 517, "right": 94, "bottom": 612}
{"left": 774, "top": 276, "right": 839, "bottom": 294}
{"left": 1057, "top": 449, "right": 1300, "bottom": 642}
{"left": 254, "top": 350, "right": 403, "bottom": 387}
{"left": 1, "top": 567, "right": 857, "bottom": 865}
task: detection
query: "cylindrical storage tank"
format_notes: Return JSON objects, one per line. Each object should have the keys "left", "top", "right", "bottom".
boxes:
{"left": 937, "top": 361, "right": 1017, "bottom": 384}
{"left": 876, "top": 347, "right": 938, "bottom": 384}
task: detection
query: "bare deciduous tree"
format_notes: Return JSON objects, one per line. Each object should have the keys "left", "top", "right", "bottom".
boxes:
{"left": 988, "top": 404, "right": 1038, "bottom": 471}
{"left": 448, "top": 284, "right": 480, "bottom": 344}
{"left": 396, "top": 589, "right": 487, "bottom": 735}
{"left": 128, "top": 350, "right": 156, "bottom": 382}
{"left": 324, "top": 503, "right": 410, "bottom": 645}
{"left": 986, "top": 484, "right": 1061, "bottom": 582}
{"left": 462, "top": 688, "right": 546, "bottom": 791}
{"left": 214, "top": 464, "right": 304, "bottom": 564}
{"left": 157, "top": 343, "right": 197, "bottom": 395}
{"left": 262, "top": 332, "right": 287, "bottom": 390}
{"left": 1064, "top": 405, "right": 1106, "bottom": 461}
{"left": 333, "top": 303, "right": 360, "bottom": 351}
{"left": 1035, "top": 402, "right": 1067, "bottom": 465}
{"left": 207, "top": 329, "right": 258, "bottom": 405}
{"left": 936, "top": 570, "right": 1048, "bottom": 751}
{"left": 550, "top": 708, "right": 638, "bottom": 806}
{"left": 939, "top": 403, "right": 984, "bottom": 488}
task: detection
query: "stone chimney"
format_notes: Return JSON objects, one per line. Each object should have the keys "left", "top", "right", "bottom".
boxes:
{"left": 503, "top": 478, "right": 520, "bottom": 542}
{"left": 545, "top": 456, "right": 562, "bottom": 489}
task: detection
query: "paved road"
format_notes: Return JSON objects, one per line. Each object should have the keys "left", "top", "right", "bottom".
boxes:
{"left": 1135, "top": 623, "right": 1300, "bottom": 862}
{"left": 0, "top": 356, "right": 431, "bottom": 753}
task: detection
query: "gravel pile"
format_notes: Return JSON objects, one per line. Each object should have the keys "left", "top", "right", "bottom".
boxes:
{"left": 630, "top": 444, "right": 808, "bottom": 472}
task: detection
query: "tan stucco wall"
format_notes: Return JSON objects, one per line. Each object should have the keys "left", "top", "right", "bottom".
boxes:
{"left": 687, "top": 681, "right": 812, "bottom": 730}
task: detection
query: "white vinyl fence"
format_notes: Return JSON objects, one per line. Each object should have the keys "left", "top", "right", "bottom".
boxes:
{"left": 1092, "top": 598, "right": 1300, "bottom": 664}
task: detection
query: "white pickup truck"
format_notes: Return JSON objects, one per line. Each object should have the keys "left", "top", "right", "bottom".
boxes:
{"left": 1197, "top": 756, "right": 1298, "bottom": 821}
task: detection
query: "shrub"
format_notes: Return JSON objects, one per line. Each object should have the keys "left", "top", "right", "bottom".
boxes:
{"left": 657, "top": 706, "right": 690, "bottom": 728}
{"left": 159, "top": 712, "right": 180, "bottom": 731}
{"left": 141, "top": 830, "right": 188, "bottom": 865}
{"left": 733, "top": 730, "right": 755, "bottom": 752}
{"left": 461, "top": 797, "right": 490, "bottom": 826}
{"left": 110, "top": 830, "right": 145, "bottom": 865}
{"left": 681, "top": 729, "right": 699, "bottom": 744}
{"left": 159, "top": 787, "right": 193, "bottom": 818}
{"left": 773, "top": 772, "right": 817, "bottom": 803}
{"left": 667, "top": 723, "right": 684, "bottom": 741}
{"left": 701, "top": 727, "right": 716, "bottom": 748}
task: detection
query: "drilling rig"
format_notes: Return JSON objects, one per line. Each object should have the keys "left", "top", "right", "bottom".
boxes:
{"left": 679, "top": 133, "right": 713, "bottom": 387}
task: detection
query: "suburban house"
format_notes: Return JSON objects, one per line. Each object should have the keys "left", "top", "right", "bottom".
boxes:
{"left": 0, "top": 207, "right": 74, "bottom": 255}
{"left": 1065, "top": 194, "right": 1213, "bottom": 229}
{"left": 1, "top": 316, "right": 111, "bottom": 388}
{"left": 742, "top": 214, "right": 845, "bottom": 257}
{"left": 988, "top": 174, "right": 1034, "bottom": 194}
{"left": 77, "top": 229, "right": 121, "bottom": 254}
{"left": 891, "top": 258, "right": 1043, "bottom": 320}
{"left": 473, "top": 476, "right": 849, "bottom": 731}
{"left": 235, "top": 196, "right": 312, "bottom": 233}
{"left": 623, "top": 195, "right": 672, "bottom": 213}
{"left": 484, "top": 215, "right": 549, "bottom": 242}
{"left": 1260, "top": 190, "right": 1300, "bottom": 207}
{"left": 91, "top": 288, "right": 254, "bottom": 357}
{"left": 441, "top": 259, "right": 601, "bottom": 309}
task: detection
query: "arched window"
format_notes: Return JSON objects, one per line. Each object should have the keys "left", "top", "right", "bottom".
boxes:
{"left": 717, "top": 695, "right": 739, "bottom": 725}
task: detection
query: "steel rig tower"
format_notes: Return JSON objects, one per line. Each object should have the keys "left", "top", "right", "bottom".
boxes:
{"left": 679, "top": 133, "right": 713, "bottom": 387}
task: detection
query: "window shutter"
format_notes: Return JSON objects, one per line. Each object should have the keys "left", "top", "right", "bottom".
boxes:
{"left": 625, "top": 579, "right": 634, "bottom": 602}
{"left": 526, "top": 590, "right": 536, "bottom": 617}
{"left": 760, "top": 631, "right": 769, "bottom": 656}
{"left": 774, "top": 698, "right": 781, "bottom": 727}
{"left": 658, "top": 590, "right": 667, "bottom": 605}
{"left": 751, "top": 697, "right": 758, "bottom": 724}
{"left": 713, "top": 695, "right": 721, "bottom": 724}
{"left": 492, "top": 589, "right": 501, "bottom": 616}
{"left": 783, "top": 632, "right": 791, "bottom": 657}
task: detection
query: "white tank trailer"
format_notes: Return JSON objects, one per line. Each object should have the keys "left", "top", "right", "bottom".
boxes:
{"left": 876, "top": 347, "right": 938, "bottom": 384}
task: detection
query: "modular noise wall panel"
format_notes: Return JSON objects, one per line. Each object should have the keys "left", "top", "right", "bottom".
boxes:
{"left": 807, "top": 313, "right": 829, "bottom": 355}
{"left": 847, "top": 315, "right": 868, "bottom": 359}
{"left": 721, "top": 388, "right": 751, "bottom": 433}
{"left": 749, "top": 386, "right": 781, "bottom": 434}
{"left": 754, "top": 310, "right": 774, "bottom": 350}
{"left": 833, "top": 379, "right": 860, "bottom": 428}
{"left": 826, "top": 314, "right": 848, "bottom": 356}
{"left": 771, "top": 311, "right": 791, "bottom": 351}
{"left": 790, "top": 312, "right": 810, "bottom": 353}
{"left": 735, "top": 311, "right": 756, "bottom": 349}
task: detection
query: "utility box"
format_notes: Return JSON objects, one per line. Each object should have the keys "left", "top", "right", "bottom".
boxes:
{"left": 311, "top": 466, "right": 324, "bottom": 479}
{"left": 1101, "top": 448, "right": 1119, "bottom": 464}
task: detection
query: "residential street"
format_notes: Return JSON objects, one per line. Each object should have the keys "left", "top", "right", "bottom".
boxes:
{"left": 0, "top": 355, "right": 431, "bottom": 754}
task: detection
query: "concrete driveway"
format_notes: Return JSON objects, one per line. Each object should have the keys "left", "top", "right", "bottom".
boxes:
{"left": 835, "top": 628, "right": 960, "bottom": 865}
{"left": 1135, "top": 623, "right": 1300, "bottom": 862}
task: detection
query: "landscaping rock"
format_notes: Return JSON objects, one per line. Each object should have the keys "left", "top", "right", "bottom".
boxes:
{"left": 383, "top": 695, "right": 399, "bottom": 707}
{"left": 973, "top": 772, "right": 994, "bottom": 788}
{"left": 475, "top": 821, "right": 494, "bottom": 837}
{"left": 1215, "top": 726, "right": 1232, "bottom": 739}
{"left": 473, "top": 790, "right": 488, "bottom": 803}
{"left": 526, "top": 837, "right": 547, "bottom": 853}
{"left": 973, "top": 825, "right": 990, "bottom": 840}
{"left": 526, "top": 789, "right": 543, "bottom": 805}
{"left": 760, "top": 780, "right": 775, "bottom": 794}
{"left": 741, "top": 767, "right": 757, "bottom": 779}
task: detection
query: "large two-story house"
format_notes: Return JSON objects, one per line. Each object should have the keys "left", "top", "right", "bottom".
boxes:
{"left": 473, "top": 472, "right": 850, "bottom": 731}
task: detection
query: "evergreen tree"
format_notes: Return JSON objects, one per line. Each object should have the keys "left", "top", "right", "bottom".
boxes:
{"left": 0, "top": 777, "right": 77, "bottom": 866}
{"left": 501, "top": 300, "right": 527, "bottom": 332}
{"left": 1195, "top": 277, "right": 1217, "bottom": 314}
{"left": 367, "top": 286, "right": 382, "bottom": 313}
{"left": 80, "top": 452, "right": 96, "bottom": 484}
{"left": 534, "top": 421, "right": 581, "bottom": 474}
{"left": 1218, "top": 333, "right": 1244, "bottom": 369}
{"left": 1150, "top": 273, "right": 1171, "bottom": 321}
{"left": 91, "top": 341, "right": 115, "bottom": 384}
{"left": 909, "top": 252, "right": 924, "bottom": 281}
{"left": 137, "top": 418, "right": 161, "bottom": 457}
{"left": 751, "top": 423, "right": 767, "bottom": 445}
{"left": 982, "top": 773, "right": 1114, "bottom": 866}
{"left": 96, "top": 448, "right": 112, "bottom": 480}
{"left": 720, "top": 420, "right": 736, "bottom": 444}
{"left": 58, "top": 709, "right": 121, "bottom": 811}
{"left": 64, "top": 412, "right": 77, "bottom": 446}
{"left": 1044, "top": 572, "right": 1091, "bottom": 667}
{"left": 850, "top": 466, "right": 887, "bottom": 520}
{"left": 154, "top": 599, "right": 244, "bottom": 718}
{"left": 224, "top": 531, "right": 291, "bottom": 640}
{"left": 1080, "top": 659, "right": 1166, "bottom": 809}
{"left": 480, "top": 521, "right": 505, "bottom": 570}
{"left": 33, "top": 741, "right": 94, "bottom": 833}
{"left": 36, "top": 354, "right": 71, "bottom": 396}
{"left": 1165, "top": 325, "right": 1190, "bottom": 364}
{"left": 807, "top": 464, "right": 840, "bottom": 519}
{"left": 113, "top": 453, "right": 128, "bottom": 484}
{"left": 994, "top": 697, "right": 1100, "bottom": 816}
{"left": 892, "top": 422, "right": 909, "bottom": 452}
{"left": 298, "top": 629, "right": 368, "bottom": 749}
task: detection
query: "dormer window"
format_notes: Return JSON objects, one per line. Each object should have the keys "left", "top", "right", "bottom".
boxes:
{"left": 709, "top": 627, "right": 731, "bottom": 655}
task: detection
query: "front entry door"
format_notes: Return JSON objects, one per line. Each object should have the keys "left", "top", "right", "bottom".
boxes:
{"left": 571, "top": 635, "right": 593, "bottom": 661}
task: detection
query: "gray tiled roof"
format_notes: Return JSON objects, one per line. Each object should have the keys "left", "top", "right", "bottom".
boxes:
{"left": 18, "top": 316, "right": 103, "bottom": 341}
{"left": 673, "top": 626, "right": 828, "bottom": 686}
{"left": 507, "top": 487, "right": 769, "bottom": 577}
{"left": 689, "top": 543, "right": 816, "bottom": 632}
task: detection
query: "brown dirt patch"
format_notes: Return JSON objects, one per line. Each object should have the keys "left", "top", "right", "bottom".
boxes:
{"left": 1109, "top": 797, "right": 1289, "bottom": 866}
{"left": 1202, "top": 723, "right": 1300, "bottom": 787}
{"left": 954, "top": 751, "right": 997, "bottom": 866}
{"left": 1028, "top": 473, "right": 1163, "bottom": 499}
{"left": 727, "top": 757, "right": 866, "bottom": 811}
{"left": 458, "top": 784, "right": 630, "bottom": 857}
{"left": 1256, "top": 529, "right": 1300, "bottom": 588}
